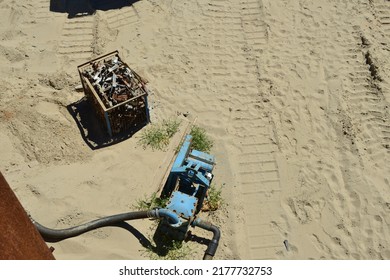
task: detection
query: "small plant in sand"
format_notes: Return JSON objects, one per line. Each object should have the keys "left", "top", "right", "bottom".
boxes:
{"left": 134, "top": 192, "right": 169, "bottom": 210}
{"left": 163, "top": 119, "right": 180, "bottom": 138}
{"left": 189, "top": 125, "right": 214, "bottom": 153}
{"left": 142, "top": 237, "right": 195, "bottom": 260}
{"left": 202, "top": 184, "right": 223, "bottom": 211}
{"left": 140, "top": 119, "right": 181, "bottom": 150}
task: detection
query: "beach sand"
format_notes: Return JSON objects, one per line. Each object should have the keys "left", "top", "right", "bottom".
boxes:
{"left": 0, "top": 0, "right": 389, "bottom": 259}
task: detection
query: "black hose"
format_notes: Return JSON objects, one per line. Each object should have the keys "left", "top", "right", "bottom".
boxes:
{"left": 31, "top": 210, "right": 156, "bottom": 242}
{"left": 192, "top": 218, "right": 220, "bottom": 260}
{"left": 31, "top": 209, "right": 220, "bottom": 260}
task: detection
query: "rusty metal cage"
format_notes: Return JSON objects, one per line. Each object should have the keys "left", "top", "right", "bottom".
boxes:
{"left": 77, "top": 51, "right": 150, "bottom": 137}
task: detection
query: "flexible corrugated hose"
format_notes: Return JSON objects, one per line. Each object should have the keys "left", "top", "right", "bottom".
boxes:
{"left": 192, "top": 218, "right": 221, "bottom": 260}
{"left": 31, "top": 209, "right": 180, "bottom": 242}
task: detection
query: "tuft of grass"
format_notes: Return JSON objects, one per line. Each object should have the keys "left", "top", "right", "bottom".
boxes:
{"left": 134, "top": 192, "right": 169, "bottom": 210}
{"left": 142, "top": 239, "right": 195, "bottom": 260}
{"left": 140, "top": 119, "right": 181, "bottom": 150}
{"left": 189, "top": 125, "right": 213, "bottom": 153}
{"left": 203, "top": 185, "right": 223, "bottom": 211}
{"left": 163, "top": 119, "right": 180, "bottom": 138}
{"left": 140, "top": 126, "right": 168, "bottom": 150}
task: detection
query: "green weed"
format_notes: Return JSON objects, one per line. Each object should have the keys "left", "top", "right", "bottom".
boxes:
{"left": 189, "top": 125, "right": 213, "bottom": 153}
{"left": 140, "top": 119, "right": 181, "bottom": 150}
{"left": 203, "top": 185, "right": 223, "bottom": 211}
{"left": 142, "top": 239, "right": 195, "bottom": 260}
{"left": 134, "top": 192, "right": 169, "bottom": 210}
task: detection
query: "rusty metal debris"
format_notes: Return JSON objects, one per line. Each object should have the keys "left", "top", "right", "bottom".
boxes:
{"left": 78, "top": 51, "right": 150, "bottom": 137}
{"left": 82, "top": 54, "right": 145, "bottom": 109}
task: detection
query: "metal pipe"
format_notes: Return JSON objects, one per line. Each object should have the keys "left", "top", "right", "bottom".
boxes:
{"left": 151, "top": 208, "right": 181, "bottom": 227}
{"left": 192, "top": 218, "right": 220, "bottom": 260}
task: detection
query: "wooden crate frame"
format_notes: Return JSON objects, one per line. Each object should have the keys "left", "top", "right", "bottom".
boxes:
{"left": 77, "top": 50, "right": 150, "bottom": 137}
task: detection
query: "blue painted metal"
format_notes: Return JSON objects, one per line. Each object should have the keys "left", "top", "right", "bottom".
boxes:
{"left": 164, "top": 135, "right": 192, "bottom": 193}
{"left": 191, "top": 217, "right": 203, "bottom": 227}
{"left": 189, "top": 150, "right": 215, "bottom": 166}
{"left": 173, "top": 135, "right": 192, "bottom": 168}
{"left": 166, "top": 191, "right": 197, "bottom": 220}
{"left": 155, "top": 208, "right": 181, "bottom": 227}
{"left": 104, "top": 111, "right": 112, "bottom": 138}
{"left": 144, "top": 95, "right": 151, "bottom": 123}
{"left": 161, "top": 134, "right": 215, "bottom": 239}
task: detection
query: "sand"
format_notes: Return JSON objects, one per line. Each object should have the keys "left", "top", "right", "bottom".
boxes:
{"left": 0, "top": 0, "right": 389, "bottom": 260}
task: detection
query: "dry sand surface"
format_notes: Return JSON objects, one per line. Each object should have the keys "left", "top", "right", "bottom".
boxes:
{"left": 0, "top": 0, "right": 389, "bottom": 259}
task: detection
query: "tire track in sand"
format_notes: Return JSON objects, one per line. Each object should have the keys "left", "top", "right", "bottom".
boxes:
{"left": 58, "top": 16, "right": 96, "bottom": 61}
{"left": 369, "top": 0, "right": 390, "bottom": 154}
{"left": 32, "top": 0, "right": 52, "bottom": 23}
{"left": 231, "top": 109, "right": 283, "bottom": 259}
{"left": 371, "top": 0, "right": 390, "bottom": 97}
{"left": 256, "top": 1, "right": 389, "bottom": 258}
{"left": 200, "top": 0, "right": 284, "bottom": 259}
{"left": 372, "top": 0, "right": 390, "bottom": 46}
{"left": 337, "top": 20, "right": 389, "bottom": 257}
{"left": 104, "top": 5, "right": 139, "bottom": 30}
{"left": 342, "top": 25, "right": 390, "bottom": 167}
{"left": 233, "top": 0, "right": 284, "bottom": 259}
{"left": 155, "top": 0, "right": 284, "bottom": 258}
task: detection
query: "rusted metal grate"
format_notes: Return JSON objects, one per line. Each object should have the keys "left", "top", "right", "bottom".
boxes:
{"left": 78, "top": 51, "right": 150, "bottom": 137}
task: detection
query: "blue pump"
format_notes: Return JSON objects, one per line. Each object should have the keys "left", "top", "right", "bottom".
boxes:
{"left": 159, "top": 134, "right": 215, "bottom": 240}
{"left": 32, "top": 134, "right": 220, "bottom": 259}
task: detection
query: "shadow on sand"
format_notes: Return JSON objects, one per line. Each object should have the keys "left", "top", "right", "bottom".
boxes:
{"left": 50, "top": 0, "right": 140, "bottom": 18}
{"left": 67, "top": 97, "right": 146, "bottom": 150}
